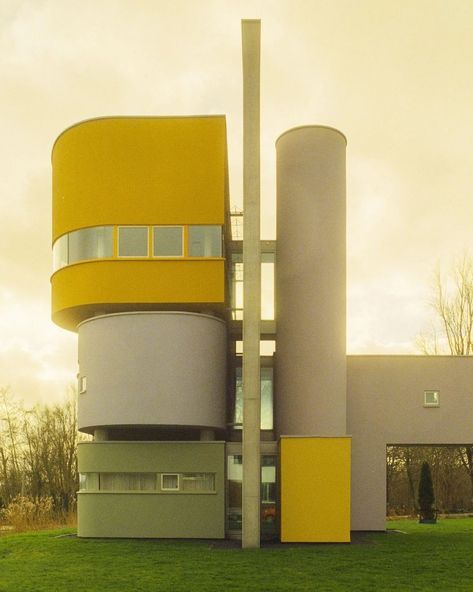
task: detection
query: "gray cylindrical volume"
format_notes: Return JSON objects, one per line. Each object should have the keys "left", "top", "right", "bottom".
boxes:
{"left": 77, "top": 312, "right": 226, "bottom": 432}
{"left": 275, "top": 126, "right": 347, "bottom": 437}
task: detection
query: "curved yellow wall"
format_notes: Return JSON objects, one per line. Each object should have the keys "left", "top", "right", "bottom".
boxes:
{"left": 51, "top": 116, "right": 228, "bottom": 330}
{"left": 52, "top": 259, "right": 225, "bottom": 330}
{"left": 52, "top": 116, "right": 227, "bottom": 241}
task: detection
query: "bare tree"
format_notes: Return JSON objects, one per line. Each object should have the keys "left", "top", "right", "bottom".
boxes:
{"left": 418, "top": 255, "right": 473, "bottom": 355}
{"left": 457, "top": 447, "right": 473, "bottom": 504}
{"left": 0, "top": 388, "right": 23, "bottom": 505}
{"left": 0, "top": 387, "right": 81, "bottom": 520}
{"left": 387, "top": 445, "right": 471, "bottom": 516}
{"left": 416, "top": 253, "right": 473, "bottom": 504}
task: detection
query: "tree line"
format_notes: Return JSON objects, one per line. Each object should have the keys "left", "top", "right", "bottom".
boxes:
{"left": 387, "top": 445, "right": 473, "bottom": 516}
{"left": 0, "top": 386, "right": 81, "bottom": 523}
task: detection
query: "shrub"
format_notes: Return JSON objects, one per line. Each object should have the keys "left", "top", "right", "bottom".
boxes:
{"left": 418, "top": 461, "right": 436, "bottom": 522}
{"left": 0, "top": 495, "right": 56, "bottom": 531}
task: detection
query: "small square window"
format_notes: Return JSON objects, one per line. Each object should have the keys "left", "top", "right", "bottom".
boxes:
{"left": 188, "top": 226, "right": 222, "bottom": 257}
{"left": 118, "top": 227, "right": 149, "bottom": 257}
{"left": 424, "top": 390, "right": 439, "bottom": 407}
{"left": 153, "top": 227, "right": 183, "bottom": 257}
{"left": 161, "top": 473, "right": 180, "bottom": 491}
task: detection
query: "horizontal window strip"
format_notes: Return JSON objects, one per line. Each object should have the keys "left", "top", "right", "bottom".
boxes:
{"left": 79, "top": 472, "right": 216, "bottom": 493}
{"left": 53, "top": 225, "right": 222, "bottom": 271}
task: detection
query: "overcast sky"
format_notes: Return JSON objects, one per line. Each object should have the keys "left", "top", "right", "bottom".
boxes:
{"left": 1, "top": 0, "right": 473, "bottom": 405}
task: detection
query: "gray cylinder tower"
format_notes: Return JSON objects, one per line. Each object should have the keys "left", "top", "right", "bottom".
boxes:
{"left": 77, "top": 312, "right": 227, "bottom": 435}
{"left": 275, "top": 126, "right": 347, "bottom": 437}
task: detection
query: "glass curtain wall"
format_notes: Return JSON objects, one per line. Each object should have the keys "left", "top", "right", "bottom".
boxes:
{"left": 231, "top": 253, "right": 274, "bottom": 321}
{"left": 234, "top": 366, "right": 273, "bottom": 430}
{"left": 226, "top": 454, "right": 277, "bottom": 539}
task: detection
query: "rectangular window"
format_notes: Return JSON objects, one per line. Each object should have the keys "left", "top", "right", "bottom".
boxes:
{"left": 261, "top": 455, "right": 277, "bottom": 537}
{"left": 161, "top": 473, "right": 180, "bottom": 491}
{"left": 424, "top": 390, "right": 440, "bottom": 407}
{"left": 118, "top": 226, "right": 149, "bottom": 257}
{"left": 188, "top": 226, "right": 222, "bottom": 257}
{"left": 227, "top": 455, "right": 243, "bottom": 531}
{"left": 153, "top": 226, "right": 183, "bottom": 257}
{"left": 260, "top": 367, "right": 274, "bottom": 430}
{"left": 69, "top": 226, "right": 113, "bottom": 264}
{"left": 234, "top": 366, "right": 274, "bottom": 430}
{"left": 181, "top": 473, "right": 215, "bottom": 493}
{"left": 231, "top": 256, "right": 244, "bottom": 320}
{"left": 231, "top": 254, "right": 275, "bottom": 321}
{"left": 226, "top": 455, "right": 277, "bottom": 535}
{"left": 80, "top": 472, "right": 215, "bottom": 494}
{"left": 53, "top": 235, "right": 68, "bottom": 271}
{"left": 99, "top": 473, "right": 157, "bottom": 491}
{"left": 261, "top": 456, "right": 276, "bottom": 503}
{"left": 261, "top": 253, "right": 275, "bottom": 320}
{"left": 79, "top": 473, "right": 99, "bottom": 491}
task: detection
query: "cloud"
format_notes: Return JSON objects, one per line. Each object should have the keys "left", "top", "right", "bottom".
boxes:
{"left": 0, "top": 288, "right": 76, "bottom": 404}
{"left": 1, "top": 0, "right": 473, "bottom": 405}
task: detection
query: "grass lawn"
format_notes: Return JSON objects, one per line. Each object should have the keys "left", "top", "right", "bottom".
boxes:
{"left": 1, "top": 518, "right": 473, "bottom": 592}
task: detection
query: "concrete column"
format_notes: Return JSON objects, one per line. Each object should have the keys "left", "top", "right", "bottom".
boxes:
{"left": 241, "top": 18, "right": 261, "bottom": 549}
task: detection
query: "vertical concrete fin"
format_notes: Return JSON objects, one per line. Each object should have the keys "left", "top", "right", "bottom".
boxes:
{"left": 241, "top": 18, "right": 261, "bottom": 549}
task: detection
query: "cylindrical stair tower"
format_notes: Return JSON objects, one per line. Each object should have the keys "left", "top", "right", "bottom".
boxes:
{"left": 275, "top": 125, "right": 347, "bottom": 437}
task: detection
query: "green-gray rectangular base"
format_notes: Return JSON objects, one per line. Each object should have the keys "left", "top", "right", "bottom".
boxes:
{"left": 77, "top": 441, "right": 225, "bottom": 538}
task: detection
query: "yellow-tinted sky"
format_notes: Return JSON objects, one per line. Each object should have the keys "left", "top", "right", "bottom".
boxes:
{"left": 1, "top": 0, "right": 473, "bottom": 404}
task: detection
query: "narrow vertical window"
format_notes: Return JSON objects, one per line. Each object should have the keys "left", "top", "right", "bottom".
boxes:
{"left": 52, "top": 234, "right": 69, "bottom": 271}
{"left": 231, "top": 254, "right": 244, "bottom": 320}
{"left": 260, "top": 367, "right": 274, "bottom": 430}
{"left": 227, "top": 455, "right": 243, "bottom": 531}
{"left": 261, "top": 253, "right": 275, "bottom": 320}
{"left": 234, "top": 366, "right": 273, "bottom": 430}
{"left": 261, "top": 455, "right": 277, "bottom": 537}
{"left": 79, "top": 376, "right": 87, "bottom": 394}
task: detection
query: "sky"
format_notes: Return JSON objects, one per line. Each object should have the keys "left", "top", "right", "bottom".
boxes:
{"left": 1, "top": 0, "right": 473, "bottom": 405}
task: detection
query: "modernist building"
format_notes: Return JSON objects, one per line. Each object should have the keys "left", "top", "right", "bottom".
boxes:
{"left": 54, "top": 99, "right": 473, "bottom": 549}
{"left": 51, "top": 114, "right": 473, "bottom": 543}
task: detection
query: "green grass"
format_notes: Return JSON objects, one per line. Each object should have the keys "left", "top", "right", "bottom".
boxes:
{"left": 1, "top": 519, "right": 473, "bottom": 591}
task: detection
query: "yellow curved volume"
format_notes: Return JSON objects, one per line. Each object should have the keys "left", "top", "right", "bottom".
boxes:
{"left": 51, "top": 116, "right": 228, "bottom": 331}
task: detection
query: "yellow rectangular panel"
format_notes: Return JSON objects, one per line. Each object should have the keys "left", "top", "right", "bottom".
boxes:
{"left": 280, "top": 436, "right": 351, "bottom": 543}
